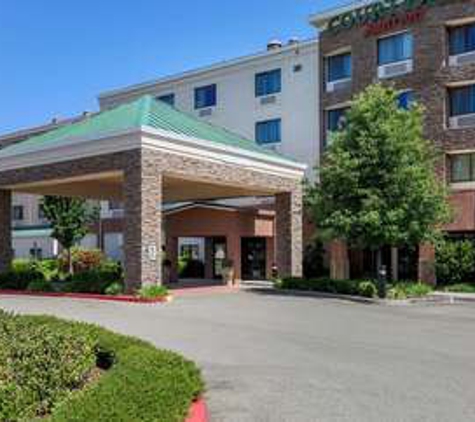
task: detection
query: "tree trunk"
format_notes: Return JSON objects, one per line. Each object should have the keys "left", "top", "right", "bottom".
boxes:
{"left": 67, "top": 248, "right": 73, "bottom": 275}
{"left": 391, "top": 247, "right": 399, "bottom": 282}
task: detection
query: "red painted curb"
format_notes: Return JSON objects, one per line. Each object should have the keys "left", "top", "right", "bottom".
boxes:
{"left": 0, "top": 290, "right": 170, "bottom": 304}
{"left": 186, "top": 398, "right": 209, "bottom": 422}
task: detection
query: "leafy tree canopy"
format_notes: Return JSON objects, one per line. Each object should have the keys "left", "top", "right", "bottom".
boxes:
{"left": 306, "top": 84, "right": 451, "bottom": 250}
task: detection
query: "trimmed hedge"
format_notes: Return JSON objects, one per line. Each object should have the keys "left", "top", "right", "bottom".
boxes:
{"left": 278, "top": 277, "right": 378, "bottom": 298}
{"left": 0, "top": 313, "right": 204, "bottom": 422}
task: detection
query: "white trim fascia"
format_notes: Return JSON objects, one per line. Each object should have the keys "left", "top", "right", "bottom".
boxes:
{"left": 450, "top": 181, "right": 475, "bottom": 191}
{"left": 98, "top": 40, "right": 318, "bottom": 102}
{"left": 0, "top": 126, "right": 306, "bottom": 180}
{"left": 165, "top": 204, "right": 238, "bottom": 216}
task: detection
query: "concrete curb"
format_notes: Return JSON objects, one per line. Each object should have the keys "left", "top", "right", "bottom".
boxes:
{"left": 431, "top": 292, "right": 475, "bottom": 303}
{"left": 0, "top": 290, "right": 171, "bottom": 304}
{"left": 186, "top": 398, "right": 209, "bottom": 422}
{"left": 258, "top": 288, "right": 464, "bottom": 306}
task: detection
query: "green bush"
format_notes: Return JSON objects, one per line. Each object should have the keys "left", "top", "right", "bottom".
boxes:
{"left": 137, "top": 284, "right": 169, "bottom": 300}
{"left": 64, "top": 267, "right": 123, "bottom": 294}
{"left": 436, "top": 239, "right": 475, "bottom": 285}
{"left": 0, "top": 312, "right": 96, "bottom": 421}
{"left": 104, "top": 282, "right": 124, "bottom": 296}
{"left": 279, "top": 277, "right": 362, "bottom": 296}
{"left": 0, "top": 313, "right": 204, "bottom": 422}
{"left": 27, "top": 278, "right": 54, "bottom": 292}
{"left": 443, "top": 283, "right": 475, "bottom": 294}
{"left": 387, "top": 282, "right": 434, "bottom": 300}
{"left": 357, "top": 281, "right": 378, "bottom": 298}
{"left": 0, "top": 263, "right": 46, "bottom": 290}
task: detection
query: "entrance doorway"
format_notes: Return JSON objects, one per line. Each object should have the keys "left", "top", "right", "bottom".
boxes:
{"left": 241, "top": 237, "right": 267, "bottom": 280}
{"left": 212, "top": 237, "right": 227, "bottom": 279}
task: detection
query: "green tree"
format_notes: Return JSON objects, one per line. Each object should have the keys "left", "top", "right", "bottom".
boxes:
{"left": 40, "top": 196, "right": 99, "bottom": 274}
{"left": 306, "top": 84, "right": 450, "bottom": 279}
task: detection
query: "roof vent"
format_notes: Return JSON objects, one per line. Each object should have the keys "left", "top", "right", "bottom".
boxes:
{"left": 267, "top": 39, "right": 283, "bottom": 51}
{"left": 288, "top": 37, "right": 300, "bottom": 45}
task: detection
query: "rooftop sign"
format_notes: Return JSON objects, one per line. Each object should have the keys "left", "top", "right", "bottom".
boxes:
{"left": 327, "top": 0, "right": 436, "bottom": 35}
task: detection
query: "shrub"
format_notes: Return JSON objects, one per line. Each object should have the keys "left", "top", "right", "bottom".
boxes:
{"left": 137, "top": 284, "right": 169, "bottom": 300}
{"left": 436, "top": 239, "right": 475, "bottom": 285}
{"left": 64, "top": 268, "right": 122, "bottom": 294}
{"left": 279, "top": 277, "right": 361, "bottom": 296}
{"left": 60, "top": 248, "right": 105, "bottom": 274}
{"left": 104, "top": 282, "right": 124, "bottom": 296}
{"left": 0, "top": 313, "right": 204, "bottom": 422}
{"left": 443, "top": 283, "right": 475, "bottom": 293}
{"left": 0, "top": 262, "right": 46, "bottom": 291}
{"left": 27, "top": 278, "right": 54, "bottom": 292}
{"left": 0, "top": 311, "right": 96, "bottom": 421}
{"left": 387, "top": 282, "right": 433, "bottom": 300}
{"left": 358, "top": 281, "right": 378, "bottom": 298}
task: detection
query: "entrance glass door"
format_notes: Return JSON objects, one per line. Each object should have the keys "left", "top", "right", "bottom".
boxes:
{"left": 241, "top": 237, "right": 267, "bottom": 280}
{"left": 212, "top": 237, "right": 227, "bottom": 279}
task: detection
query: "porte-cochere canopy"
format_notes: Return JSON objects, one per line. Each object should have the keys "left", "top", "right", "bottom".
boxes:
{"left": 0, "top": 96, "right": 306, "bottom": 289}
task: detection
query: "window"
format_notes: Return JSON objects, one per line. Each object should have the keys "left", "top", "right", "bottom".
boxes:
{"left": 109, "top": 201, "right": 123, "bottom": 211}
{"left": 449, "top": 23, "right": 475, "bottom": 56}
{"left": 398, "top": 90, "right": 415, "bottom": 110}
{"left": 450, "top": 153, "right": 475, "bottom": 183}
{"left": 30, "top": 247, "right": 43, "bottom": 260}
{"left": 194, "top": 84, "right": 217, "bottom": 109}
{"left": 327, "top": 52, "right": 352, "bottom": 82}
{"left": 12, "top": 205, "right": 24, "bottom": 221}
{"left": 449, "top": 84, "right": 475, "bottom": 116}
{"left": 255, "top": 119, "right": 282, "bottom": 145}
{"left": 378, "top": 32, "right": 413, "bottom": 65}
{"left": 327, "top": 107, "right": 348, "bottom": 133}
{"left": 38, "top": 204, "right": 46, "bottom": 220}
{"left": 157, "top": 93, "right": 175, "bottom": 106}
{"left": 255, "top": 69, "right": 281, "bottom": 97}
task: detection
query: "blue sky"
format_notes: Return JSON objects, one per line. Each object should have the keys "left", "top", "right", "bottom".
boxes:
{"left": 1, "top": 0, "right": 345, "bottom": 133}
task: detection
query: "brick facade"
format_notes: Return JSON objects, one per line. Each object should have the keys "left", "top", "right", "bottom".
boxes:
{"left": 319, "top": 1, "right": 475, "bottom": 233}
{"left": 317, "top": 0, "right": 475, "bottom": 281}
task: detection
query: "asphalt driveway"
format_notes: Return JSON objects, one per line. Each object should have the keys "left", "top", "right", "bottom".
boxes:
{"left": 1, "top": 289, "right": 475, "bottom": 422}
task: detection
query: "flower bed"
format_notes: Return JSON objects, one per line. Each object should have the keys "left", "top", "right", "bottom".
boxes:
{"left": 0, "top": 311, "right": 205, "bottom": 421}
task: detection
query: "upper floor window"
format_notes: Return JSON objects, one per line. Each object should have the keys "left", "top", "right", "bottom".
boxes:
{"left": 378, "top": 32, "right": 413, "bottom": 65}
{"left": 327, "top": 52, "right": 352, "bottom": 82}
{"left": 157, "top": 93, "right": 175, "bottom": 106}
{"left": 450, "top": 153, "right": 475, "bottom": 183}
{"left": 449, "top": 84, "right": 475, "bottom": 117}
{"left": 194, "top": 84, "right": 217, "bottom": 109}
{"left": 327, "top": 107, "right": 348, "bottom": 133}
{"left": 255, "top": 119, "right": 281, "bottom": 145}
{"left": 449, "top": 23, "right": 475, "bottom": 56}
{"left": 12, "top": 205, "right": 24, "bottom": 221}
{"left": 255, "top": 69, "right": 281, "bottom": 97}
{"left": 38, "top": 204, "right": 46, "bottom": 220}
{"left": 398, "top": 90, "right": 415, "bottom": 110}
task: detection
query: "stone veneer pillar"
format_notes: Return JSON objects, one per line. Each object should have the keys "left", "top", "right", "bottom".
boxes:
{"left": 123, "top": 153, "right": 163, "bottom": 291}
{"left": 418, "top": 243, "right": 436, "bottom": 285}
{"left": 275, "top": 187, "right": 303, "bottom": 278}
{"left": 0, "top": 190, "right": 12, "bottom": 273}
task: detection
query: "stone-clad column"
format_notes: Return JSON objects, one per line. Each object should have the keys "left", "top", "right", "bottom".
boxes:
{"left": 275, "top": 186, "right": 303, "bottom": 278}
{"left": 123, "top": 151, "right": 162, "bottom": 291}
{"left": 0, "top": 190, "right": 12, "bottom": 273}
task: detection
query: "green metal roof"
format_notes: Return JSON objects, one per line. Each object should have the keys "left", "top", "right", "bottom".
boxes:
{"left": 0, "top": 95, "right": 294, "bottom": 161}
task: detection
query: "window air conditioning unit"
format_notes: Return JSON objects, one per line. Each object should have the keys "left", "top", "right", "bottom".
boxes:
{"left": 326, "top": 78, "right": 351, "bottom": 93}
{"left": 449, "top": 51, "right": 475, "bottom": 67}
{"left": 260, "top": 95, "right": 277, "bottom": 105}
{"left": 199, "top": 108, "right": 213, "bottom": 117}
{"left": 378, "top": 60, "right": 413, "bottom": 79}
{"left": 449, "top": 113, "right": 475, "bottom": 129}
